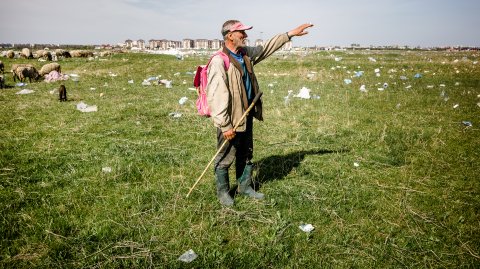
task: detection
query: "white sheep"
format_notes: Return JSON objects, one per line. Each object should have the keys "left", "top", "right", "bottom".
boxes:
{"left": 39, "top": 63, "right": 61, "bottom": 76}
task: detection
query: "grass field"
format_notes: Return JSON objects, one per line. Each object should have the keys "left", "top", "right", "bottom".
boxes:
{"left": 1, "top": 49, "right": 479, "bottom": 268}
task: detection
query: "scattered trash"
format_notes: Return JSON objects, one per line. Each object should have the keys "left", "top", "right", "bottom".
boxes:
{"left": 141, "top": 80, "right": 152, "bottom": 86}
{"left": 178, "top": 249, "right": 197, "bottom": 263}
{"left": 354, "top": 162, "right": 360, "bottom": 167}
{"left": 335, "top": 57, "right": 342, "bottom": 62}
{"left": 128, "top": 80, "right": 134, "bottom": 84}
{"left": 45, "top": 71, "right": 68, "bottom": 82}
{"left": 426, "top": 85, "right": 434, "bottom": 89}
{"left": 344, "top": 79, "right": 352, "bottom": 84}
{"left": 268, "top": 83, "right": 274, "bottom": 87}
{"left": 368, "top": 57, "right": 377, "bottom": 62}
{"left": 299, "top": 223, "right": 315, "bottom": 233}
{"left": 159, "top": 79, "right": 172, "bottom": 88}
{"left": 294, "top": 87, "right": 311, "bottom": 99}
{"left": 102, "top": 167, "right": 112, "bottom": 173}
{"left": 284, "top": 90, "right": 294, "bottom": 105}
{"left": 405, "top": 85, "right": 412, "bottom": 89}
{"left": 374, "top": 68, "right": 380, "bottom": 73}
{"left": 15, "top": 82, "right": 26, "bottom": 87}
{"left": 378, "top": 88, "right": 385, "bottom": 91}
{"left": 76, "top": 102, "right": 97, "bottom": 113}
{"left": 109, "top": 72, "right": 118, "bottom": 77}
{"left": 359, "top": 85, "right": 367, "bottom": 92}
{"left": 174, "top": 72, "right": 180, "bottom": 76}
{"left": 383, "top": 82, "right": 388, "bottom": 89}
{"left": 307, "top": 73, "right": 315, "bottom": 79}
{"left": 414, "top": 73, "right": 422, "bottom": 79}
{"left": 179, "top": 96, "right": 188, "bottom": 105}
{"left": 188, "top": 87, "right": 196, "bottom": 91}
{"left": 16, "top": 89, "right": 34, "bottom": 95}
{"left": 312, "top": 94, "right": 320, "bottom": 100}
{"left": 462, "top": 121, "right": 472, "bottom": 127}
{"left": 353, "top": 71, "right": 364, "bottom": 77}
{"left": 400, "top": 75, "right": 407, "bottom": 80}
{"left": 440, "top": 84, "right": 446, "bottom": 87}
{"left": 453, "top": 104, "right": 459, "bottom": 109}
{"left": 169, "top": 112, "right": 182, "bottom": 118}
{"left": 396, "top": 103, "right": 401, "bottom": 109}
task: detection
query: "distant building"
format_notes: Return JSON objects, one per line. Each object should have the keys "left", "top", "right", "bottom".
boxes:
{"left": 183, "top": 39, "right": 195, "bottom": 49}
{"left": 195, "top": 39, "right": 209, "bottom": 50}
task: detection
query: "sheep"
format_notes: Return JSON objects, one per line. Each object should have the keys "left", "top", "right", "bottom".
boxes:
{"left": 59, "top": 84, "right": 67, "bottom": 101}
{"left": 54, "top": 49, "right": 71, "bottom": 58}
{"left": 6, "top": 50, "right": 15, "bottom": 59}
{"left": 70, "top": 50, "right": 93, "bottom": 58}
{"left": 39, "top": 62, "right": 61, "bottom": 76}
{"left": 0, "top": 61, "right": 4, "bottom": 74}
{"left": 21, "top": 48, "right": 33, "bottom": 59}
{"left": 13, "top": 66, "right": 39, "bottom": 83}
{"left": 11, "top": 64, "right": 34, "bottom": 81}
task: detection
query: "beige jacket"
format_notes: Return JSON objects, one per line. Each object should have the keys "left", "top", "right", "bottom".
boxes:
{"left": 206, "top": 33, "right": 290, "bottom": 132}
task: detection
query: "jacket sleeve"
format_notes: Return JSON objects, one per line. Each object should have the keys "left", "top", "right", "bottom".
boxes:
{"left": 206, "top": 55, "right": 233, "bottom": 132}
{"left": 246, "top": 33, "right": 290, "bottom": 65}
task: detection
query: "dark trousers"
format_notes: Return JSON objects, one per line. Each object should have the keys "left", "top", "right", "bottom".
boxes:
{"left": 214, "top": 115, "right": 253, "bottom": 179}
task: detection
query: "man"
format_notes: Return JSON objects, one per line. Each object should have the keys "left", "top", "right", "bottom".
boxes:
{"left": 207, "top": 20, "right": 314, "bottom": 206}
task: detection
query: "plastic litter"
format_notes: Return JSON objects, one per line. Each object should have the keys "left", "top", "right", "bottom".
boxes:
{"left": 405, "top": 85, "right": 412, "bottom": 89}
{"left": 414, "top": 73, "right": 422, "bottom": 79}
{"left": 284, "top": 90, "right": 294, "bottom": 105}
{"left": 400, "top": 75, "right": 407, "bottom": 80}
{"left": 344, "top": 79, "right": 352, "bottom": 84}
{"left": 353, "top": 71, "right": 364, "bottom": 77}
{"left": 102, "top": 167, "right": 112, "bottom": 173}
{"left": 453, "top": 104, "right": 459, "bottom": 109}
{"left": 169, "top": 112, "right": 182, "bottom": 118}
{"left": 299, "top": 224, "right": 315, "bottom": 233}
{"left": 368, "top": 57, "right": 377, "bottom": 62}
{"left": 128, "top": 80, "right": 134, "bottom": 84}
{"left": 374, "top": 68, "right": 380, "bottom": 73}
{"left": 178, "top": 249, "right": 197, "bottom": 263}
{"left": 178, "top": 96, "right": 188, "bottom": 105}
{"left": 15, "top": 82, "right": 26, "bottom": 87}
{"left": 462, "top": 121, "right": 472, "bottom": 127}
{"left": 159, "top": 79, "right": 172, "bottom": 88}
{"left": 383, "top": 82, "right": 388, "bottom": 89}
{"left": 294, "top": 87, "right": 311, "bottom": 99}
{"left": 16, "top": 89, "right": 34, "bottom": 95}
{"left": 45, "top": 71, "right": 68, "bottom": 82}
{"left": 141, "top": 80, "right": 151, "bottom": 86}
{"left": 359, "top": 85, "right": 367, "bottom": 92}
{"left": 334, "top": 57, "right": 342, "bottom": 62}
{"left": 76, "top": 102, "right": 97, "bottom": 112}
{"left": 354, "top": 162, "right": 360, "bottom": 167}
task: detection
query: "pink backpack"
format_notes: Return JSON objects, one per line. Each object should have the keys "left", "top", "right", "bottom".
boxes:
{"left": 194, "top": 51, "right": 230, "bottom": 117}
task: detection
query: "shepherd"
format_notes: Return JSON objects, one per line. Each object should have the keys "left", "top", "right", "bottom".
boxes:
{"left": 206, "top": 20, "right": 313, "bottom": 206}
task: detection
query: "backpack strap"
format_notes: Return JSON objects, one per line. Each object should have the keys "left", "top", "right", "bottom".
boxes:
{"left": 209, "top": 51, "right": 230, "bottom": 70}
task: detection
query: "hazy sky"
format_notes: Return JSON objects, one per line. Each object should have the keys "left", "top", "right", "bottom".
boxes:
{"left": 1, "top": 0, "right": 478, "bottom": 47}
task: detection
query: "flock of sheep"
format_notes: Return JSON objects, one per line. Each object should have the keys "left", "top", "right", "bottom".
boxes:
{"left": 0, "top": 47, "right": 107, "bottom": 89}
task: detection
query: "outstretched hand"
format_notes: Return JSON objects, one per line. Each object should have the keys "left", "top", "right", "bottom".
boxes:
{"left": 288, "top": 23, "right": 314, "bottom": 37}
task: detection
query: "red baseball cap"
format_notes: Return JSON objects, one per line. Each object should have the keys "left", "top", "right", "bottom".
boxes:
{"left": 229, "top": 22, "right": 253, "bottom": 32}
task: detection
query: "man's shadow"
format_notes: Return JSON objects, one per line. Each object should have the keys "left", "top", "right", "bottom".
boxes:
{"left": 252, "top": 149, "right": 348, "bottom": 187}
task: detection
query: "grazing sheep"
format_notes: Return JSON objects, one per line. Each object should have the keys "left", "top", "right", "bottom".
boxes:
{"left": 70, "top": 50, "right": 94, "bottom": 58}
{"left": 21, "top": 48, "right": 33, "bottom": 59}
{"left": 0, "top": 75, "right": 4, "bottom": 89}
{"left": 0, "top": 61, "right": 4, "bottom": 74}
{"left": 13, "top": 66, "right": 39, "bottom": 83}
{"left": 6, "top": 50, "right": 15, "bottom": 59}
{"left": 11, "top": 64, "right": 34, "bottom": 81}
{"left": 59, "top": 84, "right": 67, "bottom": 101}
{"left": 39, "top": 63, "right": 61, "bottom": 76}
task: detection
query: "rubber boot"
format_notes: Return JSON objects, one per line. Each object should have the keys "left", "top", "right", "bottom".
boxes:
{"left": 237, "top": 164, "right": 264, "bottom": 200}
{"left": 215, "top": 168, "right": 234, "bottom": 206}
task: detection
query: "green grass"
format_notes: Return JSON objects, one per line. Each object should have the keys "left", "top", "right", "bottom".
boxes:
{"left": 1, "top": 50, "right": 479, "bottom": 268}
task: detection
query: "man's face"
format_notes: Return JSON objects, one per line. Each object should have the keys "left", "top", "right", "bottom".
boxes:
{"left": 230, "top": 30, "right": 248, "bottom": 49}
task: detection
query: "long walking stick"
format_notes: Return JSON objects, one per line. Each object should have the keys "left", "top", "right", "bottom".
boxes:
{"left": 186, "top": 91, "right": 263, "bottom": 198}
